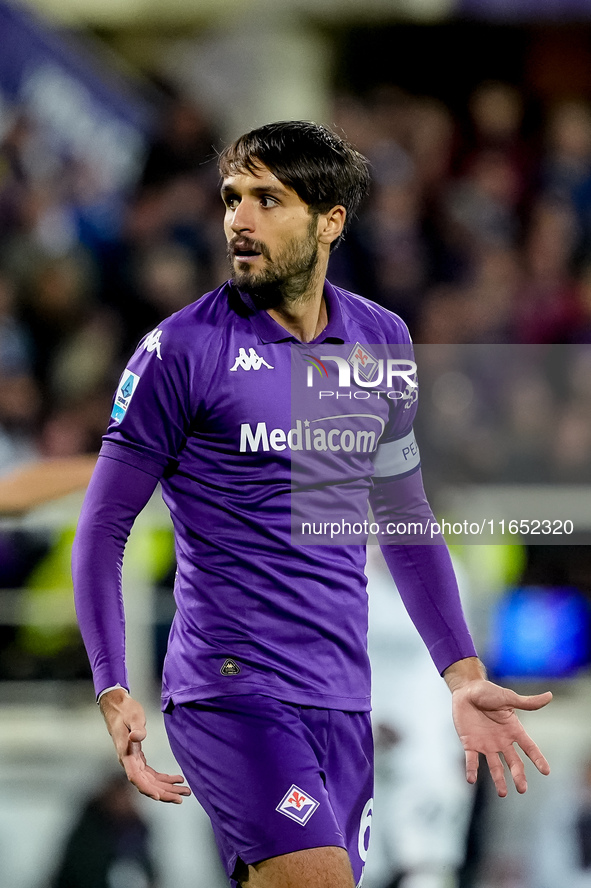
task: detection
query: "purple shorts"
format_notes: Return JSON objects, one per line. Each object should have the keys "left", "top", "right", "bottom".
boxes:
{"left": 164, "top": 694, "right": 374, "bottom": 887}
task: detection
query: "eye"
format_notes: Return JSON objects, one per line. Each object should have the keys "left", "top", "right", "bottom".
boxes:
{"left": 260, "top": 195, "right": 278, "bottom": 208}
{"left": 223, "top": 194, "right": 240, "bottom": 209}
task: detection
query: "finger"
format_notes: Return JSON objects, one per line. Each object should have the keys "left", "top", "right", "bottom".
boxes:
{"left": 113, "top": 731, "right": 143, "bottom": 763}
{"left": 138, "top": 783, "right": 189, "bottom": 803}
{"left": 126, "top": 712, "right": 147, "bottom": 743}
{"left": 144, "top": 768, "right": 191, "bottom": 792}
{"left": 154, "top": 772, "right": 191, "bottom": 787}
{"left": 509, "top": 690, "right": 553, "bottom": 711}
{"left": 503, "top": 746, "right": 527, "bottom": 794}
{"left": 517, "top": 732, "right": 551, "bottom": 776}
{"left": 123, "top": 761, "right": 191, "bottom": 795}
{"left": 130, "top": 771, "right": 191, "bottom": 804}
{"left": 134, "top": 779, "right": 174, "bottom": 803}
{"left": 465, "top": 749, "right": 479, "bottom": 785}
{"left": 154, "top": 782, "right": 192, "bottom": 803}
{"left": 486, "top": 752, "right": 508, "bottom": 798}
{"left": 152, "top": 789, "right": 189, "bottom": 804}
{"left": 121, "top": 761, "right": 165, "bottom": 801}
{"left": 128, "top": 727, "right": 147, "bottom": 743}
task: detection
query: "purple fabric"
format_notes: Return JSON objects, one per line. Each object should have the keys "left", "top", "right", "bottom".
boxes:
{"left": 459, "top": 0, "right": 591, "bottom": 19}
{"left": 72, "top": 453, "right": 160, "bottom": 696}
{"left": 85, "top": 282, "right": 418, "bottom": 713}
{"left": 73, "top": 280, "right": 476, "bottom": 708}
{"left": 165, "top": 696, "right": 373, "bottom": 887}
{"left": 370, "top": 470, "right": 477, "bottom": 673}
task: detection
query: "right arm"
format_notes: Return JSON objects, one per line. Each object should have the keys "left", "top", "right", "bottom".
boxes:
{"left": 72, "top": 452, "right": 159, "bottom": 696}
{"left": 72, "top": 451, "right": 191, "bottom": 803}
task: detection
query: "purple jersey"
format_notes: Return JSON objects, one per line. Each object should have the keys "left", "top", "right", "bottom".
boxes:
{"left": 102, "top": 281, "right": 421, "bottom": 711}
{"left": 74, "top": 279, "right": 476, "bottom": 711}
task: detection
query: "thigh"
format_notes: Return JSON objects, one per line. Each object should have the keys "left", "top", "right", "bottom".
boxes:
{"left": 241, "top": 845, "right": 355, "bottom": 888}
{"left": 164, "top": 696, "right": 349, "bottom": 886}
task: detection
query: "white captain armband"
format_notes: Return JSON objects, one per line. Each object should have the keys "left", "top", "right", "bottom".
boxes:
{"left": 372, "top": 428, "right": 421, "bottom": 478}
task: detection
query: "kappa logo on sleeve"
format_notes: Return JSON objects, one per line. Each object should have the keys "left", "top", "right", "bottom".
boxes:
{"left": 111, "top": 370, "right": 140, "bottom": 423}
{"left": 142, "top": 328, "right": 163, "bottom": 360}
{"left": 276, "top": 785, "right": 319, "bottom": 826}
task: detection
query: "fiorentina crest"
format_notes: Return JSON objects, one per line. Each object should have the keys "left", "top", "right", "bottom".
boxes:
{"left": 276, "top": 784, "right": 319, "bottom": 826}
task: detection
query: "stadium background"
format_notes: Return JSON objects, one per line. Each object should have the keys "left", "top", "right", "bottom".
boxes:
{"left": 1, "top": 0, "right": 591, "bottom": 885}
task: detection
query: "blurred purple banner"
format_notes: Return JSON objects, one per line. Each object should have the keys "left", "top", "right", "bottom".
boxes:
{"left": 459, "top": 0, "right": 591, "bottom": 18}
{"left": 0, "top": 1, "right": 154, "bottom": 188}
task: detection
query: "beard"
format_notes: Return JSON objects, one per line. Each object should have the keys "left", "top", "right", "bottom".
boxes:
{"left": 228, "top": 219, "right": 320, "bottom": 310}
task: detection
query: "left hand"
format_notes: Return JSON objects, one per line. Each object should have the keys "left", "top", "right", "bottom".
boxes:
{"left": 450, "top": 679, "right": 552, "bottom": 797}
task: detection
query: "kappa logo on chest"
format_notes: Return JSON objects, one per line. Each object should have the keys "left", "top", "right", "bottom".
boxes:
{"left": 230, "top": 347, "right": 274, "bottom": 372}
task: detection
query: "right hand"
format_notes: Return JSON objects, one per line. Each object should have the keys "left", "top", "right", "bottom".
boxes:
{"left": 99, "top": 688, "right": 191, "bottom": 804}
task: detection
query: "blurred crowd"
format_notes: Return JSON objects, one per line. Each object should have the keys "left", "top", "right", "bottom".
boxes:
{"left": 2, "top": 79, "right": 591, "bottom": 478}
{"left": 331, "top": 81, "right": 591, "bottom": 346}
{"left": 2, "top": 73, "right": 591, "bottom": 888}
{"left": 414, "top": 342, "right": 591, "bottom": 488}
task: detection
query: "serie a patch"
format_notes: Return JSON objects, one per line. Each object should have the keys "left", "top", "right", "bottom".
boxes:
{"left": 111, "top": 370, "right": 140, "bottom": 423}
{"left": 276, "top": 784, "right": 319, "bottom": 826}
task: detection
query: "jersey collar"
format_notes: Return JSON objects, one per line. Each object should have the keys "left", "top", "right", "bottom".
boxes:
{"left": 234, "top": 279, "right": 347, "bottom": 345}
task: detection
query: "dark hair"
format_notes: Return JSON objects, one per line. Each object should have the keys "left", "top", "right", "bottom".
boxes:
{"left": 218, "top": 121, "right": 370, "bottom": 247}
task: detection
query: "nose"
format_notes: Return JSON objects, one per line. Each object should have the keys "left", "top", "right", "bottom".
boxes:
{"left": 230, "top": 199, "right": 255, "bottom": 234}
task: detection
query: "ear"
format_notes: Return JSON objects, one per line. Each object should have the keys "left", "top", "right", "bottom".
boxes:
{"left": 317, "top": 205, "right": 346, "bottom": 247}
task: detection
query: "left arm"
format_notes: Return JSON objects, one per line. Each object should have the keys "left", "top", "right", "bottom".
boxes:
{"left": 369, "top": 469, "right": 552, "bottom": 795}
{"left": 370, "top": 469, "right": 477, "bottom": 674}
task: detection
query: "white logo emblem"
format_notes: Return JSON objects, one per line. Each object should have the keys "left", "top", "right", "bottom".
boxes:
{"left": 230, "top": 347, "right": 274, "bottom": 371}
{"left": 142, "top": 328, "right": 163, "bottom": 360}
{"left": 276, "top": 784, "right": 319, "bottom": 826}
{"left": 111, "top": 370, "right": 140, "bottom": 423}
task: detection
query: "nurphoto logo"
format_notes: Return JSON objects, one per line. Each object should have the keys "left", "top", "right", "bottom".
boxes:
{"left": 302, "top": 343, "right": 418, "bottom": 408}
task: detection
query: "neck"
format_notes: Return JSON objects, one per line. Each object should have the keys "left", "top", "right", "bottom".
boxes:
{"left": 267, "top": 295, "right": 327, "bottom": 343}
{"left": 266, "top": 257, "right": 328, "bottom": 343}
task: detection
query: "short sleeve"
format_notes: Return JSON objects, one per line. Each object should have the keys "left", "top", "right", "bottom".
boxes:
{"left": 103, "top": 324, "right": 195, "bottom": 470}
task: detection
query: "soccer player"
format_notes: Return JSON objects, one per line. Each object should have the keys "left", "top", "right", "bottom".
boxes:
{"left": 72, "top": 121, "right": 552, "bottom": 888}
